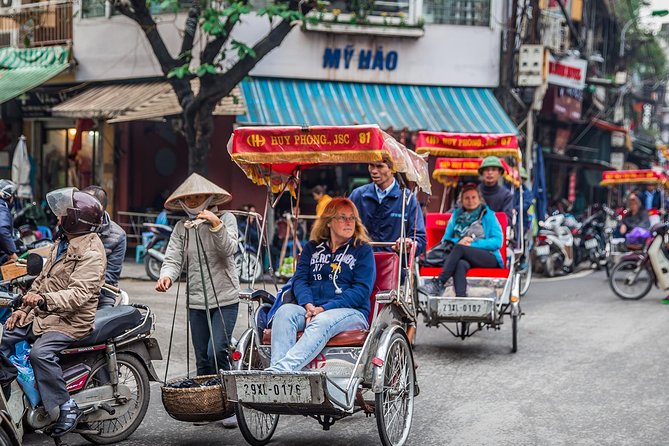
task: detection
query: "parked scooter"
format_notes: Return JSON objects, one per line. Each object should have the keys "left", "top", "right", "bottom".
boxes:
{"left": 609, "top": 223, "right": 669, "bottom": 300}
{"left": 235, "top": 238, "right": 263, "bottom": 283}
{"left": 533, "top": 213, "right": 578, "bottom": 277}
{"left": 575, "top": 210, "right": 609, "bottom": 272}
{"left": 0, "top": 255, "right": 162, "bottom": 445}
{"left": 142, "top": 222, "right": 173, "bottom": 281}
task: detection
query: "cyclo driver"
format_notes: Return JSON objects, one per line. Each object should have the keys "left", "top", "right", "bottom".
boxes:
{"left": 0, "top": 187, "right": 106, "bottom": 437}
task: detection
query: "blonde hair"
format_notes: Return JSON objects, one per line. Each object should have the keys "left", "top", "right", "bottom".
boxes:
{"left": 310, "top": 197, "right": 370, "bottom": 246}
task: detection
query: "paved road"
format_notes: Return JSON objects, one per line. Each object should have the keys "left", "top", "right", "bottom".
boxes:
{"left": 25, "top": 269, "right": 669, "bottom": 445}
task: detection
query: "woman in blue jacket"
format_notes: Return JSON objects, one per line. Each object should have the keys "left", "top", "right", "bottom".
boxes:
{"left": 421, "top": 183, "right": 503, "bottom": 297}
{"left": 268, "top": 198, "right": 376, "bottom": 372}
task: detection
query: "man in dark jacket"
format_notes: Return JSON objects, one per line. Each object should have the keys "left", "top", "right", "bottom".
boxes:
{"left": 82, "top": 186, "right": 127, "bottom": 308}
{"left": 0, "top": 180, "right": 18, "bottom": 263}
{"left": 478, "top": 156, "right": 514, "bottom": 225}
{"left": 349, "top": 160, "right": 426, "bottom": 255}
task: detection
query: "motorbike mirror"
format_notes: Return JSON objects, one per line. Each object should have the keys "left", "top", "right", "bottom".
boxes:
{"left": 26, "top": 253, "right": 44, "bottom": 276}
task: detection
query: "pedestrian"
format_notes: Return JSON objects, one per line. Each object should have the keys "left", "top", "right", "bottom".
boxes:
{"left": 154, "top": 173, "right": 240, "bottom": 429}
{"left": 349, "top": 158, "right": 426, "bottom": 255}
{"left": 312, "top": 185, "right": 332, "bottom": 217}
{"left": 81, "top": 185, "right": 127, "bottom": 309}
{"left": 420, "top": 183, "right": 503, "bottom": 297}
{"left": 267, "top": 197, "right": 375, "bottom": 372}
{"left": 639, "top": 184, "right": 661, "bottom": 211}
{"left": 478, "top": 156, "right": 514, "bottom": 225}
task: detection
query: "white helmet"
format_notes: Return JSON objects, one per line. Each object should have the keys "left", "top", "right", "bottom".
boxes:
{"left": 0, "top": 180, "right": 17, "bottom": 201}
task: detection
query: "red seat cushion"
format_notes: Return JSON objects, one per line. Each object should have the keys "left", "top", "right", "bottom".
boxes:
{"left": 420, "top": 212, "right": 508, "bottom": 278}
{"left": 262, "top": 328, "right": 368, "bottom": 347}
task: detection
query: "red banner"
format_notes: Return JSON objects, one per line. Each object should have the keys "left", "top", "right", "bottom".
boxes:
{"left": 432, "top": 157, "right": 519, "bottom": 187}
{"left": 416, "top": 131, "right": 520, "bottom": 160}
{"left": 600, "top": 170, "right": 667, "bottom": 186}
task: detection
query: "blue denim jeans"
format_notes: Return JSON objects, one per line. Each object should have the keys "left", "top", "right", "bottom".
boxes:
{"left": 267, "top": 304, "right": 369, "bottom": 372}
{"left": 189, "top": 304, "right": 239, "bottom": 375}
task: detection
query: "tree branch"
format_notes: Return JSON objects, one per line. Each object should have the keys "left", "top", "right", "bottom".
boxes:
{"left": 178, "top": 0, "right": 201, "bottom": 65}
{"left": 200, "top": 4, "right": 244, "bottom": 65}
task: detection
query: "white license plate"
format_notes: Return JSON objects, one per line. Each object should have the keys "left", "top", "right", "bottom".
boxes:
{"left": 236, "top": 376, "right": 312, "bottom": 404}
{"left": 535, "top": 245, "right": 550, "bottom": 256}
{"left": 436, "top": 300, "right": 492, "bottom": 318}
{"left": 584, "top": 239, "right": 598, "bottom": 249}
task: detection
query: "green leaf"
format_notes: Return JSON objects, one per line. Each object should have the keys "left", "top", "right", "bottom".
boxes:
{"left": 231, "top": 40, "right": 257, "bottom": 59}
{"left": 167, "top": 63, "right": 191, "bottom": 79}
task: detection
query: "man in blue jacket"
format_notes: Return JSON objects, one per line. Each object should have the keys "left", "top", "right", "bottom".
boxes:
{"left": 0, "top": 180, "right": 18, "bottom": 264}
{"left": 82, "top": 186, "right": 127, "bottom": 308}
{"left": 349, "top": 160, "right": 426, "bottom": 255}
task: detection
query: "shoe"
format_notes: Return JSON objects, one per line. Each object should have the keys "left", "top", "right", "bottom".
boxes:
{"left": 51, "top": 401, "right": 83, "bottom": 437}
{"left": 222, "top": 414, "right": 238, "bottom": 429}
{"left": 661, "top": 297, "right": 669, "bottom": 305}
{"left": 419, "top": 279, "right": 445, "bottom": 296}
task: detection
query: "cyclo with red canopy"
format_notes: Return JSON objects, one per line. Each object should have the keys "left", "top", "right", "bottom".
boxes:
{"left": 222, "top": 125, "right": 428, "bottom": 446}
{"left": 413, "top": 131, "right": 524, "bottom": 352}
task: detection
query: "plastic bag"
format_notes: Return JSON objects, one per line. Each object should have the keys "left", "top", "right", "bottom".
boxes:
{"left": 9, "top": 341, "right": 41, "bottom": 407}
{"left": 625, "top": 227, "right": 651, "bottom": 246}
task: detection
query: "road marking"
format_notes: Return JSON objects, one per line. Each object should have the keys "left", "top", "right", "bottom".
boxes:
{"left": 533, "top": 269, "right": 595, "bottom": 283}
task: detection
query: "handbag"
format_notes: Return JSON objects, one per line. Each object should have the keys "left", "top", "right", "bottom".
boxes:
{"left": 422, "top": 240, "right": 455, "bottom": 267}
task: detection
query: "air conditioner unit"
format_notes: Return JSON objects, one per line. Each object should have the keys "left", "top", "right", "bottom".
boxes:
{"left": 540, "top": 12, "right": 570, "bottom": 54}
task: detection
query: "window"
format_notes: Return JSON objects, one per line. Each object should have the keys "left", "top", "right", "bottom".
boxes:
{"left": 422, "top": 0, "right": 491, "bottom": 26}
{"left": 80, "top": 0, "right": 193, "bottom": 19}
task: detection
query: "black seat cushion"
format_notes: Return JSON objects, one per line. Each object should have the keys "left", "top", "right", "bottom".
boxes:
{"left": 70, "top": 305, "right": 142, "bottom": 348}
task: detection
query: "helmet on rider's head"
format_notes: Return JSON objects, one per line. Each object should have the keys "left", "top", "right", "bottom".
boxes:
{"left": 478, "top": 156, "right": 505, "bottom": 175}
{"left": 46, "top": 187, "right": 104, "bottom": 235}
{"left": 0, "top": 180, "right": 17, "bottom": 201}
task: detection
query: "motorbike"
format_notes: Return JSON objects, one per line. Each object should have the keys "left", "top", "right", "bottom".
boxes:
{"left": 142, "top": 222, "right": 173, "bottom": 281}
{"left": 235, "top": 238, "right": 263, "bottom": 283}
{"left": 0, "top": 254, "right": 162, "bottom": 445}
{"left": 609, "top": 223, "right": 669, "bottom": 300}
{"left": 575, "top": 210, "right": 609, "bottom": 273}
{"left": 533, "top": 213, "right": 579, "bottom": 277}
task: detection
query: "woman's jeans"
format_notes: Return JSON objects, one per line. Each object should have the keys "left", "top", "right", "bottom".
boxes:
{"left": 189, "top": 303, "right": 239, "bottom": 375}
{"left": 268, "top": 304, "right": 369, "bottom": 372}
{"left": 438, "top": 244, "right": 498, "bottom": 296}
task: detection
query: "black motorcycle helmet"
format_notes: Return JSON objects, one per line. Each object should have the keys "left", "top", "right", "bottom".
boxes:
{"left": 46, "top": 187, "right": 104, "bottom": 235}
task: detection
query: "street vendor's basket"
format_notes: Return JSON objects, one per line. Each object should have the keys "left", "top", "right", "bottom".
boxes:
{"left": 161, "top": 375, "right": 234, "bottom": 422}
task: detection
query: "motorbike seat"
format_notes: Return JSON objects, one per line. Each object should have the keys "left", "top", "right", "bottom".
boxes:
{"left": 69, "top": 305, "right": 143, "bottom": 348}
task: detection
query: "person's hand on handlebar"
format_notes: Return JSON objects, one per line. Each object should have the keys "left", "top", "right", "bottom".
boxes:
{"left": 155, "top": 277, "right": 172, "bottom": 292}
{"left": 4, "top": 309, "right": 26, "bottom": 330}
{"left": 23, "top": 292, "right": 44, "bottom": 308}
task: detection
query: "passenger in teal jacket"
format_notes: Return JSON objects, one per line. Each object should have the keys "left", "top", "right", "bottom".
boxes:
{"left": 421, "top": 183, "right": 503, "bottom": 297}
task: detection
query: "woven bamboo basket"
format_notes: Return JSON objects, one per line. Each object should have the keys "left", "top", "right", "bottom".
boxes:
{"left": 161, "top": 375, "right": 235, "bottom": 422}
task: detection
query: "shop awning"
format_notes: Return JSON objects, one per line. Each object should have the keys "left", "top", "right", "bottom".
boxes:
{"left": 237, "top": 77, "right": 517, "bottom": 133}
{"left": 52, "top": 81, "right": 245, "bottom": 122}
{"left": 0, "top": 46, "right": 70, "bottom": 104}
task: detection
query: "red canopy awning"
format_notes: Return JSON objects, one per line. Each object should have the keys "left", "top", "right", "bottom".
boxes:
{"left": 416, "top": 131, "right": 521, "bottom": 160}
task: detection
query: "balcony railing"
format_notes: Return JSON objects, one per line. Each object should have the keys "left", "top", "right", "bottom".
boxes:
{"left": 0, "top": 0, "right": 72, "bottom": 48}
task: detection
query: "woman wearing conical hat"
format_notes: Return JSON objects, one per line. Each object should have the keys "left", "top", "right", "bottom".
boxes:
{"left": 155, "top": 174, "right": 240, "bottom": 421}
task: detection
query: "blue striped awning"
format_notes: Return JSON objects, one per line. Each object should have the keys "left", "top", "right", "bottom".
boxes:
{"left": 238, "top": 77, "right": 517, "bottom": 134}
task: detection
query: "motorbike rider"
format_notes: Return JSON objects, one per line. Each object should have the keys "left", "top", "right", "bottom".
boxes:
{"left": 349, "top": 158, "right": 426, "bottom": 255}
{"left": 478, "top": 156, "right": 514, "bottom": 226}
{"left": 0, "top": 187, "right": 105, "bottom": 437}
{"left": 0, "top": 179, "right": 18, "bottom": 263}
{"left": 82, "top": 186, "right": 127, "bottom": 308}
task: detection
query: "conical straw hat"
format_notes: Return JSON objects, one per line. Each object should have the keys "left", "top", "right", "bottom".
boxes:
{"left": 164, "top": 173, "right": 232, "bottom": 211}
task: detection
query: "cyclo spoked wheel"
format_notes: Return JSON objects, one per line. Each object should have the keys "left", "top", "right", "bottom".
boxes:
{"left": 609, "top": 259, "right": 653, "bottom": 300}
{"left": 80, "top": 353, "right": 150, "bottom": 445}
{"left": 375, "top": 332, "right": 414, "bottom": 446}
{"left": 235, "top": 341, "right": 279, "bottom": 446}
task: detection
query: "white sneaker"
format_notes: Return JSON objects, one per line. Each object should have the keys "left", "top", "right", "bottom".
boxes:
{"left": 222, "top": 414, "right": 238, "bottom": 429}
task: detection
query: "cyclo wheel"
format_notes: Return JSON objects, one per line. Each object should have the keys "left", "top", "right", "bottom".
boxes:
{"left": 519, "top": 261, "right": 532, "bottom": 297}
{"left": 235, "top": 339, "right": 279, "bottom": 446}
{"left": 609, "top": 259, "right": 653, "bottom": 300}
{"left": 375, "top": 332, "right": 414, "bottom": 446}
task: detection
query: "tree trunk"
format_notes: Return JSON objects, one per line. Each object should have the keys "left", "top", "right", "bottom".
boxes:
{"left": 186, "top": 98, "right": 217, "bottom": 174}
